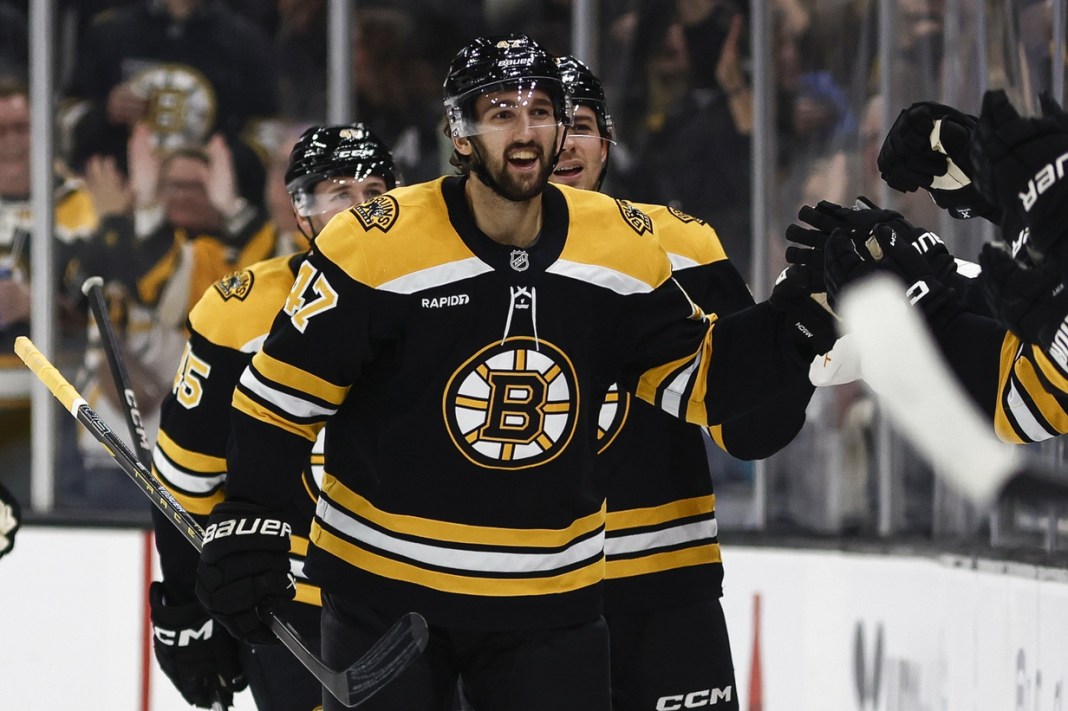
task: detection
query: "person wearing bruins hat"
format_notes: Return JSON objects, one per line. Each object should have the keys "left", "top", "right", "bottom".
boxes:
{"left": 147, "top": 123, "right": 395, "bottom": 710}
{"left": 193, "top": 33, "right": 833, "bottom": 711}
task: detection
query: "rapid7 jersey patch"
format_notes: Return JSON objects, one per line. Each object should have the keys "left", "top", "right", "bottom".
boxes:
{"left": 284, "top": 262, "right": 339, "bottom": 332}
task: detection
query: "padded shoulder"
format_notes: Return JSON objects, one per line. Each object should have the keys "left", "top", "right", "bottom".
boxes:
{"left": 188, "top": 254, "right": 298, "bottom": 352}
{"left": 634, "top": 203, "right": 728, "bottom": 269}
{"left": 552, "top": 186, "right": 673, "bottom": 292}
{"left": 314, "top": 179, "right": 478, "bottom": 288}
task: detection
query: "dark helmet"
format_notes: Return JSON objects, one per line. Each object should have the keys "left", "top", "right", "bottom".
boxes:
{"left": 284, "top": 123, "right": 397, "bottom": 200}
{"left": 442, "top": 34, "right": 572, "bottom": 138}
{"left": 555, "top": 55, "right": 613, "bottom": 141}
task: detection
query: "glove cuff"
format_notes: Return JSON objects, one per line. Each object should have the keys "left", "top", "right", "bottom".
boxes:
{"left": 904, "top": 278, "right": 964, "bottom": 332}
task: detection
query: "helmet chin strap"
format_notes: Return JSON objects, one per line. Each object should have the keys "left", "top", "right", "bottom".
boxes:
{"left": 468, "top": 127, "right": 568, "bottom": 202}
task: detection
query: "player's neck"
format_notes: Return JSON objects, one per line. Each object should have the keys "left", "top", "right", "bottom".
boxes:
{"left": 464, "top": 176, "right": 543, "bottom": 248}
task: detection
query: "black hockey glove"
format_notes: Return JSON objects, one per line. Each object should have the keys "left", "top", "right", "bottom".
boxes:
{"left": 195, "top": 501, "right": 295, "bottom": 645}
{"left": 150, "top": 581, "right": 248, "bottom": 708}
{"left": 972, "top": 90, "right": 1068, "bottom": 272}
{"left": 878, "top": 101, "right": 1001, "bottom": 222}
{"left": 768, "top": 264, "right": 839, "bottom": 368}
{"left": 0, "top": 480, "right": 20, "bottom": 559}
{"left": 784, "top": 222, "right": 828, "bottom": 294}
{"left": 825, "top": 223, "right": 964, "bottom": 333}
{"left": 979, "top": 242, "right": 1068, "bottom": 374}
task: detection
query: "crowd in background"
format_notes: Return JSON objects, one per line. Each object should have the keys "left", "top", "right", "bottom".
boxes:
{"left": 0, "top": 0, "right": 1062, "bottom": 552}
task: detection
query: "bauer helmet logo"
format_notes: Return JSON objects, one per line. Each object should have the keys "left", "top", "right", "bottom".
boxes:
{"left": 617, "top": 199, "right": 654, "bottom": 236}
{"left": 443, "top": 337, "right": 578, "bottom": 470}
{"left": 351, "top": 194, "right": 398, "bottom": 233}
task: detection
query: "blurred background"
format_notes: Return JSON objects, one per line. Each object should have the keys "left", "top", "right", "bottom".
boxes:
{"left": 2, "top": 0, "right": 1067, "bottom": 564}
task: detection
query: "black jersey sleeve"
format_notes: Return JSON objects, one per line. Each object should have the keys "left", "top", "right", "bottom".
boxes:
{"left": 618, "top": 277, "right": 811, "bottom": 427}
{"left": 672, "top": 257, "right": 814, "bottom": 458}
{"left": 226, "top": 250, "right": 371, "bottom": 507}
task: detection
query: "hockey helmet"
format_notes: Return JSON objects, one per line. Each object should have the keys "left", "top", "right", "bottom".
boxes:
{"left": 285, "top": 123, "right": 397, "bottom": 216}
{"left": 442, "top": 34, "right": 573, "bottom": 139}
{"left": 555, "top": 55, "right": 614, "bottom": 142}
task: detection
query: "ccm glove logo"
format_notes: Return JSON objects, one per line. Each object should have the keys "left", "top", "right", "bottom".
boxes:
{"left": 203, "top": 517, "right": 291, "bottom": 544}
{"left": 154, "top": 618, "right": 215, "bottom": 647}
{"left": 1019, "top": 151, "right": 1068, "bottom": 212}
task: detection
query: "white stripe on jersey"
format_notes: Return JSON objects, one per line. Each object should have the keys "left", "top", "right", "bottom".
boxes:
{"left": 545, "top": 260, "right": 655, "bottom": 295}
{"left": 152, "top": 446, "right": 226, "bottom": 493}
{"left": 660, "top": 348, "right": 703, "bottom": 418}
{"left": 667, "top": 252, "right": 701, "bottom": 271}
{"left": 605, "top": 518, "right": 718, "bottom": 557}
{"left": 1007, "top": 379, "right": 1056, "bottom": 443}
{"left": 316, "top": 497, "right": 605, "bottom": 574}
{"left": 378, "top": 257, "right": 494, "bottom": 294}
{"left": 239, "top": 367, "right": 338, "bottom": 420}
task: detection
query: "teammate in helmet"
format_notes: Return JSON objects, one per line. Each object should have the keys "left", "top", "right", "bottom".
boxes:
{"left": 551, "top": 55, "right": 613, "bottom": 192}
{"left": 285, "top": 123, "right": 398, "bottom": 245}
{"left": 550, "top": 55, "right": 814, "bottom": 711}
{"left": 148, "top": 124, "right": 395, "bottom": 710}
{"left": 193, "top": 34, "right": 833, "bottom": 711}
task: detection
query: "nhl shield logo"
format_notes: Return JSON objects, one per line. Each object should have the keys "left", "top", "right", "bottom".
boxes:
{"left": 213, "top": 269, "right": 254, "bottom": 301}
{"left": 510, "top": 250, "right": 530, "bottom": 272}
{"left": 616, "top": 199, "right": 654, "bottom": 236}
{"left": 351, "top": 194, "right": 399, "bottom": 233}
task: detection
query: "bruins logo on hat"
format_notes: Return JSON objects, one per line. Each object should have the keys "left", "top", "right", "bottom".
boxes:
{"left": 351, "top": 195, "right": 398, "bottom": 233}
{"left": 127, "top": 63, "right": 217, "bottom": 150}
{"left": 668, "top": 206, "right": 706, "bottom": 226}
{"left": 616, "top": 199, "right": 653, "bottom": 236}
{"left": 213, "top": 269, "right": 253, "bottom": 301}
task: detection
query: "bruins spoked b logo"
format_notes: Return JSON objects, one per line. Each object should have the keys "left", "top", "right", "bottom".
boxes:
{"left": 444, "top": 337, "right": 578, "bottom": 470}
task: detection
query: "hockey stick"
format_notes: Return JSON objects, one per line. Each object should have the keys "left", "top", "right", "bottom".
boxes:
{"left": 13, "top": 336, "right": 429, "bottom": 707}
{"left": 81, "top": 276, "right": 154, "bottom": 468}
{"left": 82, "top": 277, "right": 230, "bottom": 711}
{"left": 837, "top": 274, "right": 1068, "bottom": 507}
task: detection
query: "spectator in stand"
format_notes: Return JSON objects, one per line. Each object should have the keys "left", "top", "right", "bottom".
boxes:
{"left": 74, "top": 125, "right": 278, "bottom": 508}
{"left": 61, "top": 0, "right": 279, "bottom": 182}
{"left": 0, "top": 75, "right": 97, "bottom": 508}
{"left": 622, "top": 0, "right": 754, "bottom": 278}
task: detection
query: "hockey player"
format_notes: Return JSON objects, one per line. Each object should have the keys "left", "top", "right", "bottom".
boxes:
{"left": 193, "top": 34, "right": 836, "bottom": 711}
{"left": 804, "top": 89, "right": 1068, "bottom": 444}
{"left": 549, "top": 54, "right": 815, "bottom": 711}
{"left": 148, "top": 123, "right": 396, "bottom": 709}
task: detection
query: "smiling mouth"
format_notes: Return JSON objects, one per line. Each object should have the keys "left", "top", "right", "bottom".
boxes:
{"left": 552, "top": 164, "right": 583, "bottom": 177}
{"left": 507, "top": 148, "right": 541, "bottom": 170}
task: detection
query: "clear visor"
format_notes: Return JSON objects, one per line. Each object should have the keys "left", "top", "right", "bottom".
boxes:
{"left": 446, "top": 78, "right": 573, "bottom": 138}
{"left": 565, "top": 103, "right": 616, "bottom": 145}
{"left": 291, "top": 175, "right": 389, "bottom": 217}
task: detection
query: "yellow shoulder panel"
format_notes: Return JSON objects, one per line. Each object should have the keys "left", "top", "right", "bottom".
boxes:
{"left": 554, "top": 185, "right": 673, "bottom": 290}
{"left": 188, "top": 254, "right": 298, "bottom": 351}
{"left": 314, "top": 179, "right": 478, "bottom": 288}
{"left": 635, "top": 202, "right": 728, "bottom": 266}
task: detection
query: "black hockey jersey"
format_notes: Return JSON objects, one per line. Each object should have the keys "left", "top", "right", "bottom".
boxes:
{"left": 599, "top": 204, "right": 811, "bottom": 613}
{"left": 994, "top": 333, "right": 1068, "bottom": 442}
{"left": 227, "top": 177, "right": 812, "bottom": 631}
{"left": 151, "top": 252, "right": 322, "bottom": 608}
